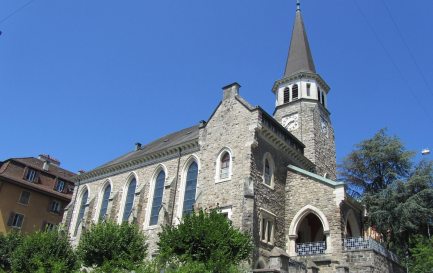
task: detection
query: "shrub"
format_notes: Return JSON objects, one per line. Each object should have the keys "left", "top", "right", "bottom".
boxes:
{"left": 11, "top": 230, "right": 77, "bottom": 273}
{"left": 158, "top": 209, "right": 253, "bottom": 273}
{"left": 0, "top": 231, "right": 23, "bottom": 272}
{"left": 77, "top": 221, "right": 147, "bottom": 271}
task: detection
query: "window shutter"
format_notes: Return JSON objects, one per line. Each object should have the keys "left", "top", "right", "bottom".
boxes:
{"left": 7, "top": 213, "right": 15, "bottom": 226}
{"left": 17, "top": 215, "right": 23, "bottom": 228}
{"left": 33, "top": 171, "right": 39, "bottom": 183}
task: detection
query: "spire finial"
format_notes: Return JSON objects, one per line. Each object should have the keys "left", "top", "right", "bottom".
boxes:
{"left": 296, "top": 0, "right": 301, "bottom": 11}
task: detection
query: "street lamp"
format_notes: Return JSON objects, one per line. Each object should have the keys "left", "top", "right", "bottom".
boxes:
{"left": 421, "top": 148, "right": 431, "bottom": 239}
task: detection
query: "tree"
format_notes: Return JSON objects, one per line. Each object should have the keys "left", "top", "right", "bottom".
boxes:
{"left": 340, "top": 129, "right": 433, "bottom": 257}
{"left": 409, "top": 236, "right": 433, "bottom": 273}
{"left": 363, "top": 160, "right": 433, "bottom": 254}
{"left": 157, "top": 209, "right": 253, "bottom": 273}
{"left": 11, "top": 230, "right": 77, "bottom": 273}
{"left": 340, "top": 129, "right": 413, "bottom": 197}
{"left": 0, "top": 231, "right": 22, "bottom": 272}
{"left": 77, "top": 221, "right": 147, "bottom": 271}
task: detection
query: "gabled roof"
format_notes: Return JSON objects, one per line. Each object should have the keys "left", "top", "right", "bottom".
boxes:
{"left": 288, "top": 164, "right": 345, "bottom": 188}
{"left": 86, "top": 125, "right": 200, "bottom": 173}
{"left": 284, "top": 4, "right": 316, "bottom": 78}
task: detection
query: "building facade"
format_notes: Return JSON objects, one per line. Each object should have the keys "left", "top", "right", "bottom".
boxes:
{"left": 63, "top": 3, "right": 404, "bottom": 273}
{"left": 0, "top": 155, "right": 75, "bottom": 234}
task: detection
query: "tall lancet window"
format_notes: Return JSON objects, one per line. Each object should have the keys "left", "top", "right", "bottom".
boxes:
{"left": 74, "top": 189, "right": 88, "bottom": 236}
{"left": 318, "top": 87, "right": 322, "bottom": 103}
{"left": 220, "top": 152, "right": 230, "bottom": 180}
{"left": 264, "top": 159, "right": 271, "bottom": 186}
{"left": 122, "top": 178, "right": 136, "bottom": 222}
{"left": 182, "top": 162, "right": 198, "bottom": 216}
{"left": 321, "top": 92, "right": 325, "bottom": 107}
{"left": 99, "top": 184, "right": 111, "bottom": 221}
{"left": 292, "top": 84, "right": 299, "bottom": 100}
{"left": 283, "top": 87, "right": 290, "bottom": 103}
{"left": 149, "top": 171, "right": 165, "bottom": 226}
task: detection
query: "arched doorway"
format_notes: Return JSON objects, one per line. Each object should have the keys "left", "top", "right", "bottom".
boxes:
{"left": 345, "top": 210, "right": 361, "bottom": 238}
{"left": 296, "top": 213, "right": 326, "bottom": 244}
{"left": 288, "top": 205, "right": 331, "bottom": 256}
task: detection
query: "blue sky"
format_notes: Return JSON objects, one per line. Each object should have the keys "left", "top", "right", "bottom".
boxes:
{"left": 1, "top": 0, "right": 432, "bottom": 173}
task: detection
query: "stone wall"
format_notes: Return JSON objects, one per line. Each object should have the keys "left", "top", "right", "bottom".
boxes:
{"left": 285, "top": 170, "right": 345, "bottom": 273}
{"left": 274, "top": 100, "right": 336, "bottom": 180}
{"left": 67, "top": 152, "right": 198, "bottom": 255}
{"left": 345, "top": 250, "right": 405, "bottom": 273}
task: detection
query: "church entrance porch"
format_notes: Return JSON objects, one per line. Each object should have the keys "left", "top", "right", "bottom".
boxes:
{"left": 295, "top": 214, "right": 326, "bottom": 256}
{"left": 287, "top": 205, "right": 332, "bottom": 257}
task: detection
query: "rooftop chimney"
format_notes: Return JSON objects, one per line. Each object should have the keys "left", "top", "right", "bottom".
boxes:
{"left": 222, "top": 82, "right": 241, "bottom": 100}
{"left": 135, "top": 143, "right": 142, "bottom": 151}
{"left": 42, "top": 161, "right": 50, "bottom": 171}
{"left": 38, "top": 154, "right": 60, "bottom": 166}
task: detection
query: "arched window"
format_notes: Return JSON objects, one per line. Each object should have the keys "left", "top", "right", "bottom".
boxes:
{"left": 122, "top": 178, "right": 136, "bottom": 222}
{"left": 149, "top": 171, "right": 165, "bottom": 226}
{"left": 263, "top": 153, "right": 275, "bottom": 188}
{"left": 292, "top": 84, "right": 299, "bottom": 100}
{"left": 283, "top": 87, "right": 290, "bottom": 103}
{"left": 182, "top": 162, "right": 198, "bottom": 216}
{"left": 264, "top": 159, "right": 271, "bottom": 186}
{"left": 98, "top": 184, "right": 111, "bottom": 221}
{"left": 321, "top": 92, "right": 325, "bottom": 107}
{"left": 306, "top": 83, "right": 311, "bottom": 97}
{"left": 318, "top": 87, "right": 322, "bottom": 103}
{"left": 220, "top": 152, "right": 230, "bottom": 180}
{"left": 74, "top": 189, "right": 88, "bottom": 236}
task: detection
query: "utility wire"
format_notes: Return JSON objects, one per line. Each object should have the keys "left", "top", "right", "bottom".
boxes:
{"left": 379, "top": 0, "right": 433, "bottom": 98}
{"left": 0, "top": 0, "right": 36, "bottom": 25}
{"left": 351, "top": 0, "right": 433, "bottom": 124}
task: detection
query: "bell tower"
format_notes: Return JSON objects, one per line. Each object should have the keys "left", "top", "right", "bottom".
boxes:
{"left": 273, "top": 1, "right": 336, "bottom": 179}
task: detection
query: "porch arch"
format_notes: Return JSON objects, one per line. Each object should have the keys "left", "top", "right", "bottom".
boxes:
{"left": 287, "top": 205, "right": 331, "bottom": 256}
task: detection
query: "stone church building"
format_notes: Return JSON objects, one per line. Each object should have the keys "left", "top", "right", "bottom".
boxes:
{"left": 63, "top": 3, "right": 404, "bottom": 273}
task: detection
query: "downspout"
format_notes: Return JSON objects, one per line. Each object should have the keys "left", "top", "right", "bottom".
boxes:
{"left": 170, "top": 148, "right": 182, "bottom": 225}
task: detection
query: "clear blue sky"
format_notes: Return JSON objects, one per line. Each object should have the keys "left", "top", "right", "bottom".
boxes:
{"left": 1, "top": 0, "right": 432, "bottom": 173}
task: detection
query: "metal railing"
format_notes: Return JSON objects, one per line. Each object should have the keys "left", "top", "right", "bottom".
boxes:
{"left": 343, "top": 237, "right": 399, "bottom": 263}
{"left": 296, "top": 241, "right": 326, "bottom": 256}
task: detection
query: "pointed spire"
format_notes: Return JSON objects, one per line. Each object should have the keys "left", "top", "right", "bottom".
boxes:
{"left": 284, "top": 1, "right": 316, "bottom": 78}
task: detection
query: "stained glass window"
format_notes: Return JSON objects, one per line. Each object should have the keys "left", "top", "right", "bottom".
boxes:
{"left": 122, "top": 178, "right": 136, "bottom": 222}
{"left": 149, "top": 171, "right": 165, "bottom": 226}
{"left": 99, "top": 184, "right": 111, "bottom": 221}
{"left": 182, "top": 162, "right": 198, "bottom": 216}
{"left": 74, "top": 189, "right": 88, "bottom": 236}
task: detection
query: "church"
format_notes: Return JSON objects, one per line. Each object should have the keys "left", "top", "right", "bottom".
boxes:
{"left": 63, "top": 2, "right": 404, "bottom": 273}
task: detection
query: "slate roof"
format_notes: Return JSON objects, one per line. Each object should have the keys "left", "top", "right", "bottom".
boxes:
{"left": 284, "top": 6, "right": 316, "bottom": 77}
{"left": 89, "top": 124, "right": 200, "bottom": 172}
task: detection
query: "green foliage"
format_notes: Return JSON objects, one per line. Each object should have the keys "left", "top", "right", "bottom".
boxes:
{"left": 340, "top": 129, "right": 414, "bottom": 197}
{"left": 157, "top": 209, "right": 253, "bottom": 273}
{"left": 0, "top": 231, "right": 23, "bottom": 272}
{"left": 409, "top": 236, "right": 433, "bottom": 273}
{"left": 77, "top": 221, "right": 147, "bottom": 271}
{"left": 363, "top": 160, "right": 433, "bottom": 254}
{"left": 11, "top": 230, "right": 77, "bottom": 273}
{"left": 340, "top": 129, "right": 433, "bottom": 258}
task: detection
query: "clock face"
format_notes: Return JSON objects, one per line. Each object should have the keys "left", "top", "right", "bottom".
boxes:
{"left": 282, "top": 113, "right": 299, "bottom": 131}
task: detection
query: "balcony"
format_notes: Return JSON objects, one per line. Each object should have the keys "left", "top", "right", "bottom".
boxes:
{"left": 343, "top": 237, "right": 399, "bottom": 263}
{"left": 296, "top": 241, "right": 326, "bottom": 256}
